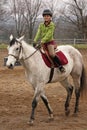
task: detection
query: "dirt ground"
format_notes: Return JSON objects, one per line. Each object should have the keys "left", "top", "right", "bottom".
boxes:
{"left": 0, "top": 48, "right": 87, "bottom": 130}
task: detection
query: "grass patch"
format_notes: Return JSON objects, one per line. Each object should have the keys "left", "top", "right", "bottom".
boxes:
{"left": 59, "top": 43, "right": 87, "bottom": 49}
{"left": 0, "top": 43, "right": 7, "bottom": 49}
{"left": 73, "top": 44, "right": 87, "bottom": 49}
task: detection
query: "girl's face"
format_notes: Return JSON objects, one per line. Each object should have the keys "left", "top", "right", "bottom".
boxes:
{"left": 43, "top": 15, "right": 52, "bottom": 22}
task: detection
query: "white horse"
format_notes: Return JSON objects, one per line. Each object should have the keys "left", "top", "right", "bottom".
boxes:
{"left": 6, "top": 35, "right": 86, "bottom": 125}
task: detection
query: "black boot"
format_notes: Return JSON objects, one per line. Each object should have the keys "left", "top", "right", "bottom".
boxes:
{"left": 52, "top": 56, "right": 65, "bottom": 72}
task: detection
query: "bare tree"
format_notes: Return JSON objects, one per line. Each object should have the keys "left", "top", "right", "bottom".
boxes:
{"left": 0, "top": 0, "right": 7, "bottom": 21}
{"left": 62, "top": 0, "right": 87, "bottom": 38}
{"left": 8, "top": 0, "right": 27, "bottom": 37}
{"left": 0, "top": 0, "right": 11, "bottom": 24}
{"left": 23, "top": 0, "right": 42, "bottom": 40}
{"left": 0, "top": 0, "right": 13, "bottom": 43}
{"left": 8, "top": 0, "right": 42, "bottom": 40}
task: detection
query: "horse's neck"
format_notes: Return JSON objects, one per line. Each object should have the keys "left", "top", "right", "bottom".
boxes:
{"left": 21, "top": 41, "right": 35, "bottom": 58}
{"left": 21, "top": 41, "right": 45, "bottom": 70}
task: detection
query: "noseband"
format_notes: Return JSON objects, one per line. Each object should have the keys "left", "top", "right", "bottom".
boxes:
{"left": 8, "top": 54, "right": 20, "bottom": 60}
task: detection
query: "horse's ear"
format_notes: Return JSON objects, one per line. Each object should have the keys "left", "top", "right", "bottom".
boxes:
{"left": 18, "top": 35, "right": 25, "bottom": 41}
{"left": 10, "top": 34, "right": 14, "bottom": 41}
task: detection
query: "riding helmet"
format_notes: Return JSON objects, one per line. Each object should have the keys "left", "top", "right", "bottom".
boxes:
{"left": 42, "top": 9, "right": 52, "bottom": 17}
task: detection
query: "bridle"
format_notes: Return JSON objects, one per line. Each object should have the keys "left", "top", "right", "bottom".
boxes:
{"left": 8, "top": 39, "right": 39, "bottom": 61}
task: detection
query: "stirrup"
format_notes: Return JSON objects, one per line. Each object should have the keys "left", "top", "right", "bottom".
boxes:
{"left": 59, "top": 66, "right": 65, "bottom": 73}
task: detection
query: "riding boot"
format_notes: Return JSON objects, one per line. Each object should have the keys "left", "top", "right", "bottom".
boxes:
{"left": 52, "top": 56, "right": 65, "bottom": 72}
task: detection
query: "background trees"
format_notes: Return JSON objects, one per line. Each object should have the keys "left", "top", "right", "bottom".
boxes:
{"left": 0, "top": 0, "right": 11, "bottom": 42}
{"left": 8, "top": 0, "right": 42, "bottom": 41}
{"left": 62, "top": 0, "right": 87, "bottom": 38}
{"left": 0, "top": 0, "right": 87, "bottom": 43}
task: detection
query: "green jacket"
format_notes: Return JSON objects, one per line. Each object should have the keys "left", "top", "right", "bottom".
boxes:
{"left": 34, "top": 22, "right": 55, "bottom": 44}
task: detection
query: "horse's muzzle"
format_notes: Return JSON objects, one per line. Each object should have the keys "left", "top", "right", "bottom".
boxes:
{"left": 7, "top": 63, "right": 14, "bottom": 69}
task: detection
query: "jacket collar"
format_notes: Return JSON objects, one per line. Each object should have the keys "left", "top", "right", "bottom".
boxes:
{"left": 44, "top": 20, "right": 51, "bottom": 27}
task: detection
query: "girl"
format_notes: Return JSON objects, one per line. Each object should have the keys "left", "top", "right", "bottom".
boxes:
{"left": 34, "top": 9, "right": 65, "bottom": 72}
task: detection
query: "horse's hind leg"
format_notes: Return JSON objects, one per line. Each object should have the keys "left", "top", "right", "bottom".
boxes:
{"left": 41, "top": 93, "right": 53, "bottom": 120}
{"left": 71, "top": 75, "right": 80, "bottom": 114}
{"left": 74, "top": 88, "right": 80, "bottom": 114}
{"left": 60, "top": 78, "right": 73, "bottom": 116}
{"left": 65, "top": 86, "right": 73, "bottom": 116}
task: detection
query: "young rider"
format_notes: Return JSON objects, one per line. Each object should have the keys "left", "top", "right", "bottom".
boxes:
{"left": 33, "top": 9, "right": 65, "bottom": 72}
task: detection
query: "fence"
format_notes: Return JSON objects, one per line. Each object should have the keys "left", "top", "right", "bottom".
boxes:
{"left": 27, "top": 39, "right": 87, "bottom": 45}
{"left": 55, "top": 39, "right": 87, "bottom": 45}
{"left": 0, "top": 38, "right": 87, "bottom": 45}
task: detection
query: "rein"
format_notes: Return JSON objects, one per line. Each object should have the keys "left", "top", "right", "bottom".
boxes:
{"left": 24, "top": 48, "right": 39, "bottom": 61}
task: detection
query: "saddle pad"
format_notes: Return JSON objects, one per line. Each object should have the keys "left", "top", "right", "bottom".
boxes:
{"left": 56, "top": 51, "right": 68, "bottom": 65}
{"left": 41, "top": 51, "right": 68, "bottom": 68}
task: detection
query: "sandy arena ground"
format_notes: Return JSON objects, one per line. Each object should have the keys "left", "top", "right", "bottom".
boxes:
{"left": 0, "top": 48, "right": 87, "bottom": 130}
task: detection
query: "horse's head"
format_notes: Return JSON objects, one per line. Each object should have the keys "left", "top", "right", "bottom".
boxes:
{"left": 6, "top": 34, "right": 24, "bottom": 69}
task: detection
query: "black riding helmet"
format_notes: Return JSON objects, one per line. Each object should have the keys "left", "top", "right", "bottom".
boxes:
{"left": 42, "top": 9, "right": 52, "bottom": 17}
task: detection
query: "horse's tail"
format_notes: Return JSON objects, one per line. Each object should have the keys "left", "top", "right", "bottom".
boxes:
{"left": 80, "top": 65, "right": 87, "bottom": 99}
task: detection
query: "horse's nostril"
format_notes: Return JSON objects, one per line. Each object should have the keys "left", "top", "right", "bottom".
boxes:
{"left": 10, "top": 64, "right": 13, "bottom": 67}
{"left": 8, "top": 63, "right": 13, "bottom": 69}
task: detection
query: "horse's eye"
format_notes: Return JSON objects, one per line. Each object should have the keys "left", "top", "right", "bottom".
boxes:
{"left": 16, "top": 48, "right": 19, "bottom": 51}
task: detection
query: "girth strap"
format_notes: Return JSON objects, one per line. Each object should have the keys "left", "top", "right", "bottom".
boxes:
{"left": 47, "top": 68, "right": 54, "bottom": 83}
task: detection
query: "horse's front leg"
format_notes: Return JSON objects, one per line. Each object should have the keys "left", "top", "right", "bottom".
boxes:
{"left": 29, "top": 97, "right": 38, "bottom": 124}
{"left": 29, "top": 88, "right": 40, "bottom": 125}
{"left": 41, "top": 93, "right": 53, "bottom": 120}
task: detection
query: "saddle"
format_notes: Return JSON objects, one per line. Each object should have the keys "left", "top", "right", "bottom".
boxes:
{"left": 40, "top": 49, "right": 68, "bottom": 68}
{"left": 40, "top": 49, "right": 68, "bottom": 83}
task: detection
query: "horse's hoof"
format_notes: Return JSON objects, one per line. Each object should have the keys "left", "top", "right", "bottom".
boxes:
{"left": 72, "top": 113, "right": 78, "bottom": 117}
{"left": 27, "top": 120, "right": 34, "bottom": 126}
{"left": 65, "top": 109, "right": 70, "bottom": 116}
{"left": 48, "top": 114, "right": 54, "bottom": 121}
